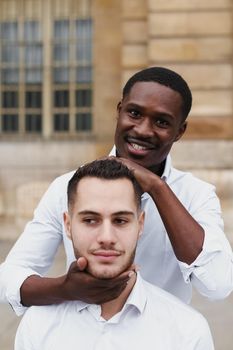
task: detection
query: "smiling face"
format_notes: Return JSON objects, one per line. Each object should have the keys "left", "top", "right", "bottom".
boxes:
{"left": 115, "top": 81, "right": 187, "bottom": 172}
{"left": 64, "top": 177, "right": 144, "bottom": 279}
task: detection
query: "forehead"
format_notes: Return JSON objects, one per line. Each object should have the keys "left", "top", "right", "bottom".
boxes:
{"left": 124, "top": 81, "right": 183, "bottom": 110}
{"left": 74, "top": 177, "right": 138, "bottom": 213}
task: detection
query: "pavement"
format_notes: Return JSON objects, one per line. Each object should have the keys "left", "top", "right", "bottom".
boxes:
{"left": 1, "top": 236, "right": 233, "bottom": 350}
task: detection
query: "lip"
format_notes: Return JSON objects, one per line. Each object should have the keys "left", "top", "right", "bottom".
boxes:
{"left": 126, "top": 137, "right": 156, "bottom": 157}
{"left": 92, "top": 250, "right": 121, "bottom": 262}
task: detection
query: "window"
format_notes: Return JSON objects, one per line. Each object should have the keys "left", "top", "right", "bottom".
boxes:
{"left": 2, "top": 114, "right": 18, "bottom": 132}
{"left": 76, "top": 113, "right": 92, "bottom": 131}
{"left": 2, "top": 91, "right": 18, "bottom": 108}
{"left": 0, "top": 19, "right": 42, "bottom": 136}
{"left": 54, "top": 90, "right": 69, "bottom": 107}
{"left": 25, "top": 91, "right": 42, "bottom": 108}
{"left": 0, "top": 0, "right": 92, "bottom": 138}
{"left": 54, "top": 113, "right": 69, "bottom": 131}
{"left": 76, "top": 89, "right": 92, "bottom": 107}
{"left": 52, "top": 16, "right": 92, "bottom": 136}
{"left": 26, "top": 114, "right": 42, "bottom": 132}
{"left": 2, "top": 68, "right": 19, "bottom": 85}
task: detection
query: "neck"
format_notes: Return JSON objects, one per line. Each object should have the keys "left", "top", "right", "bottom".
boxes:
{"left": 148, "top": 159, "right": 166, "bottom": 177}
{"left": 100, "top": 272, "right": 137, "bottom": 320}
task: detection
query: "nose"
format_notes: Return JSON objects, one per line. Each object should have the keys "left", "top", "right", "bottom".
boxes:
{"left": 134, "top": 117, "right": 154, "bottom": 138}
{"left": 96, "top": 221, "right": 117, "bottom": 246}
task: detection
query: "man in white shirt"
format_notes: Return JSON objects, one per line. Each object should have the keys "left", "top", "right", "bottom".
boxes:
{"left": 14, "top": 158, "right": 214, "bottom": 350}
{"left": 1, "top": 67, "right": 233, "bottom": 316}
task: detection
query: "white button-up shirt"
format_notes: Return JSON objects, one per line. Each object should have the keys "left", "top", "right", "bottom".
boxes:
{"left": 1, "top": 151, "right": 233, "bottom": 316}
{"left": 14, "top": 273, "right": 214, "bottom": 350}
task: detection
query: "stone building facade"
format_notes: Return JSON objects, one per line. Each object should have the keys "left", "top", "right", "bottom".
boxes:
{"left": 0, "top": 0, "right": 232, "bottom": 238}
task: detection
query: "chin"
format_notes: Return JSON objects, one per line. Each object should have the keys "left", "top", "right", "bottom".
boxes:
{"left": 88, "top": 267, "right": 122, "bottom": 280}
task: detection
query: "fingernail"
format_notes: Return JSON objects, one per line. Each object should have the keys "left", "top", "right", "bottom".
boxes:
{"left": 128, "top": 271, "right": 135, "bottom": 278}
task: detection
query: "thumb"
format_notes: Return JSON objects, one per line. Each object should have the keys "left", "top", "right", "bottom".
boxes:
{"left": 76, "top": 256, "right": 88, "bottom": 271}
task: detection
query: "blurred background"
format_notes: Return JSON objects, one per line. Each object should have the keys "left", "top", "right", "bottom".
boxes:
{"left": 0, "top": 0, "right": 232, "bottom": 349}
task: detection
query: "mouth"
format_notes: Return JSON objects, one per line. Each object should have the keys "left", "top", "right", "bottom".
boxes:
{"left": 92, "top": 250, "right": 122, "bottom": 263}
{"left": 126, "top": 137, "right": 156, "bottom": 156}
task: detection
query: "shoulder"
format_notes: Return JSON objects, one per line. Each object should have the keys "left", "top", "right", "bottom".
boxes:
{"left": 19, "top": 302, "right": 76, "bottom": 332}
{"left": 171, "top": 166, "right": 215, "bottom": 191}
{"left": 51, "top": 170, "right": 76, "bottom": 189}
{"left": 143, "top": 279, "right": 208, "bottom": 326}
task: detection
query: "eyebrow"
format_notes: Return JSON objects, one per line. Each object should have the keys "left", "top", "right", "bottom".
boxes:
{"left": 78, "top": 210, "right": 100, "bottom": 216}
{"left": 78, "top": 210, "right": 135, "bottom": 217}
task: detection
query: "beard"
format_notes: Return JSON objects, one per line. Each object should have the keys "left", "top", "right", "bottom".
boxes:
{"left": 73, "top": 246, "right": 136, "bottom": 279}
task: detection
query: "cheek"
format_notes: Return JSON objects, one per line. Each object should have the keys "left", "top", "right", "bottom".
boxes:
{"left": 117, "top": 114, "right": 133, "bottom": 130}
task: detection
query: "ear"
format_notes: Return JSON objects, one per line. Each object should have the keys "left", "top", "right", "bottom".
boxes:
{"left": 116, "top": 101, "right": 122, "bottom": 119}
{"left": 63, "top": 212, "right": 72, "bottom": 240}
{"left": 174, "top": 121, "right": 187, "bottom": 142}
{"left": 138, "top": 211, "right": 145, "bottom": 238}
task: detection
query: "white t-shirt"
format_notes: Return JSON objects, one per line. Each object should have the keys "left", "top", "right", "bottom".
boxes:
{"left": 1, "top": 151, "right": 233, "bottom": 315}
{"left": 15, "top": 273, "right": 214, "bottom": 350}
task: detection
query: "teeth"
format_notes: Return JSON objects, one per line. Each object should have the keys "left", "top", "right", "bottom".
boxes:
{"left": 131, "top": 143, "right": 147, "bottom": 150}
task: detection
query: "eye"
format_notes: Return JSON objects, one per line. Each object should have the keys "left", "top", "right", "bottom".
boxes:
{"left": 155, "top": 118, "right": 170, "bottom": 128}
{"left": 128, "top": 109, "right": 141, "bottom": 119}
{"left": 83, "top": 217, "right": 98, "bottom": 225}
{"left": 113, "top": 217, "right": 129, "bottom": 225}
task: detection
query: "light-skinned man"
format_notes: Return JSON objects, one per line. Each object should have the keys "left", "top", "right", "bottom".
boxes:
{"left": 0, "top": 67, "right": 232, "bottom": 315}
{"left": 14, "top": 159, "right": 214, "bottom": 350}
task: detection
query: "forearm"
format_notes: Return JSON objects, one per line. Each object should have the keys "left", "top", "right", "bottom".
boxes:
{"left": 149, "top": 178, "right": 204, "bottom": 264}
{"left": 20, "top": 275, "right": 66, "bottom": 306}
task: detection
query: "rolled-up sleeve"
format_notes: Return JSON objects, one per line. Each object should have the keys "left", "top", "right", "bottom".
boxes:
{"left": 0, "top": 174, "right": 69, "bottom": 315}
{"left": 178, "top": 184, "right": 233, "bottom": 300}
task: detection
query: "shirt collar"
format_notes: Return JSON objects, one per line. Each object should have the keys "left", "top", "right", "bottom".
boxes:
{"left": 75, "top": 272, "right": 147, "bottom": 316}
{"left": 123, "top": 272, "right": 147, "bottom": 314}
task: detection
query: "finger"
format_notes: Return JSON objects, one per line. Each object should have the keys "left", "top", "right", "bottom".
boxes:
{"left": 76, "top": 257, "right": 88, "bottom": 271}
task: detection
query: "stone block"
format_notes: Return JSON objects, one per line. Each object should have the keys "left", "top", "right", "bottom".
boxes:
{"left": 123, "top": 20, "right": 147, "bottom": 43}
{"left": 149, "top": 38, "right": 232, "bottom": 62}
{"left": 171, "top": 140, "right": 233, "bottom": 169}
{"left": 185, "top": 116, "right": 233, "bottom": 139}
{"left": 148, "top": 0, "right": 232, "bottom": 11}
{"left": 154, "top": 63, "right": 232, "bottom": 89}
{"left": 149, "top": 12, "right": 231, "bottom": 36}
{"left": 191, "top": 90, "right": 232, "bottom": 116}
{"left": 122, "top": 0, "right": 147, "bottom": 19}
{"left": 122, "top": 44, "right": 148, "bottom": 68}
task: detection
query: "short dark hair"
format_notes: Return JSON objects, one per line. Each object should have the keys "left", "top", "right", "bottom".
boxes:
{"left": 122, "top": 66, "right": 192, "bottom": 120}
{"left": 67, "top": 158, "right": 142, "bottom": 211}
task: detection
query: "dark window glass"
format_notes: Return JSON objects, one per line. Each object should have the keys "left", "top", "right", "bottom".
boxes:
{"left": 25, "top": 91, "right": 42, "bottom": 108}
{"left": 76, "top": 113, "right": 92, "bottom": 131}
{"left": 54, "top": 20, "right": 69, "bottom": 40}
{"left": 76, "top": 66, "right": 92, "bottom": 83}
{"left": 53, "top": 67, "right": 69, "bottom": 83}
{"left": 2, "top": 91, "right": 18, "bottom": 108}
{"left": 24, "top": 21, "right": 40, "bottom": 42}
{"left": 2, "top": 44, "right": 19, "bottom": 63}
{"left": 1, "top": 22, "right": 18, "bottom": 41}
{"left": 54, "top": 90, "right": 69, "bottom": 107}
{"left": 76, "top": 43, "right": 92, "bottom": 62}
{"left": 25, "top": 114, "right": 42, "bottom": 132}
{"left": 76, "top": 89, "right": 92, "bottom": 107}
{"left": 25, "top": 44, "right": 43, "bottom": 66}
{"left": 54, "top": 113, "right": 69, "bottom": 131}
{"left": 1, "top": 68, "right": 19, "bottom": 84}
{"left": 75, "top": 19, "right": 92, "bottom": 40}
{"left": 2, "top": 114, "right": 18, "bottom": 132}
{"left": 75, "top": 19, "right": 92, "bottom": 63}
{"left": 25, "top": 68, "right": 42, "bottom": 84}
{"left": 53, "top": 43, "right": 69, "bottom": 63}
